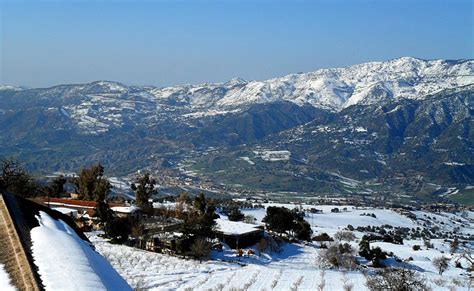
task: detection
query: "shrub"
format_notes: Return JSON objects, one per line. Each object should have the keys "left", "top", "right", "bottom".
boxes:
{"left": 432, "top": 256, "right": 450, "bottom": 275}
{"left": 313, "top": 233, "right": 334, "bottom": 242}
{"left": 334, "top": 231, "right": 356, "bottom": 242}
{"left": 365, "top": 268, "right": 429, "bottom": 291}
{"left": 227, "top": 207, "right": 245, "bottom": 222}
{"left": 190, "top": 237, "right": 212, "bottom": 263}
{"left": 319, "top": 243, "right": 357, "bottom": 270}
{"left": 412, "top": 245, "right": 421, "bottom": 251}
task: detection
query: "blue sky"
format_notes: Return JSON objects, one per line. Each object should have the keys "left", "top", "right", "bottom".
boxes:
{"left": 1, "top": 0, "right": 472, "bottom": 87}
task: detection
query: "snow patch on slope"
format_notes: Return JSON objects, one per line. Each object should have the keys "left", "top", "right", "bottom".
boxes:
{"left": 30, "top": 211, "right": 131, "bottom": 291}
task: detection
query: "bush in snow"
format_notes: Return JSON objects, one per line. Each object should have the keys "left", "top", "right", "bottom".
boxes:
{"left": 334, "top": 231, "right": 356, "bottom": 242}
{"left": 449, "top": 237, "right": 460, "bottom": 254}
{"left": 319, "top": 242, "right": 357, "bottom": 270}
{"left": 341, "top": 271, "right": 354, "bottom": 291}
{"left": 423, "top": 238, "right": 433, "bottom": 249}
{"left": 432, "top": 256, "right": 450, "bottom": 275}
{"left": 412, "top": 245, "right": 421, "bottom": 251}
{"left": 189, "top": 237, "right": 212, "bottom": 263}
{"left": 105, "top": 217, "right": 131, "bottom": 243}
{"left": 243, "top": 214, "right": 256, "bottom": 224}
{"left": 365, "top": 268, "right": 429, "bottom": 291}
{"left": 226, "top": 207, "right": 245, "bottom": 222}
{"left": 313, "top": 232, "right": 334, "bottom": 242}
{"left": 370, "top": 247, "right": 387, "bottom": 268}
{"left": 317, "top": 271, "right": 326, "bottom": 291}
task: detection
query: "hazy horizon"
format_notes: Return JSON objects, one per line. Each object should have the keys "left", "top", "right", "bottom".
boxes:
{"left": 1, "top": 0, "right": 472, "bottom": 88}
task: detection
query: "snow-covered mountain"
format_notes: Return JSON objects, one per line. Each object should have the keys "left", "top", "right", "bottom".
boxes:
{"left": 2, "top": 57, "right": 471, "bottom": 135}
{"left": 0, "top": 57, "right": 472, "bottom": 200}
{"left": 149, "top": 56, "right": 473, "bottom": 110}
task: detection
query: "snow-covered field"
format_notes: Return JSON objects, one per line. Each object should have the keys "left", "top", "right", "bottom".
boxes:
{"left": 89, "top": 233, "right": 369, "bottom": 290}
{"left": 30, "top": 211, "right": 131, "bottom": 290}
{"left": 87, "top": 204, "right": 473, "bottom": 290}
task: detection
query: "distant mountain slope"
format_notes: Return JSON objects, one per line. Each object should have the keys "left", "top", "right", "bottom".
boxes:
{"left": 0, "top": 57, "right": 472, "bottom": 201}
{"left": 192, "top": 85, "right": 474, "bottom": 200}
{"left": 1, "top": 57, "right": 472, "bottom": 135}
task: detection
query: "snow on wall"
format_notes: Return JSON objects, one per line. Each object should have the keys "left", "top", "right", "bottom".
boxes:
{"left": 30, "top": 211, "right": 131, "bottom": 291}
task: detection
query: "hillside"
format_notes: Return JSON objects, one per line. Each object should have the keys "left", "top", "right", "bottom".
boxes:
{"left": 87, "top": 201, "right": 474, "bottom": 290}
{"left": 0, "top": 57, "right": 472, "bottom": 202}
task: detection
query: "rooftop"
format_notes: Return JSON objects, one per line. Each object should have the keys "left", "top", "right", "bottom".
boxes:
{"left": 215, "top": 219, "right": 262, "bottom": 236}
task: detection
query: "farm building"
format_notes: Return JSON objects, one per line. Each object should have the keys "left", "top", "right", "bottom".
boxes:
{"left": 215, "top": 219, "right": 264, "bottom": 249}
{"left": 35, "top": 197, "right": 123, "bottom": 217}
{"left": 110, "top": 205, "right": 141, "bottom": 219}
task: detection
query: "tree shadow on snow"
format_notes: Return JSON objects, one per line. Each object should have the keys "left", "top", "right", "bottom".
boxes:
{"left": 212, "top": 242, "right": 305, "bottom": 266}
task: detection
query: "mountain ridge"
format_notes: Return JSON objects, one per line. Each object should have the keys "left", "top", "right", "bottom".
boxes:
{"left": 0, "top": 57, "right": 473, "bottom": 202}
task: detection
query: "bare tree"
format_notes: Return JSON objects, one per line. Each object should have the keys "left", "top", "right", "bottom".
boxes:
{"left": 190, "top": 237, "right": 212, "bottom": 263}
{"left": 334, "top": 231, "right": 356, "bottom": 242}
{"left": 450, "top": 237, "right": 460, "bottom": 254}
{"left": 432, "top": 256, "right": 450, "bottom": 275}
{"left": 342, "top": 271, "right": 354, "bottom": 291}
{"left": 318, "top": 243, "right": 357, "bottom": 270}
{"left": 365, "top": 268, "right": 429, "bottom": 291}
{"left": 317, "top": 270, "right": 326, "bottom": 291}
{"left": 244, "top": 214, "right": 256, "bottom": 224}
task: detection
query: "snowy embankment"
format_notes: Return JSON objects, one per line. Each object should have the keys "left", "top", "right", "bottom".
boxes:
{"left": 30, "top": 211, "right": 131, "bottom": 290}
{"left": 0, "top": 264, "right": 15, "bottom": 291}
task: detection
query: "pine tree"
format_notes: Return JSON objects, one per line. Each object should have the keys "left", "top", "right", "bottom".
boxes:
{"left": 74, "top": 163, "right": 111, "bottom": 201}
{"left": 46, "top": 175, "right": 67, "bottom": 198}
{"left": 131, "top": 172, "right": 157, "bottom": 211}
{"left": 0, "top": 159, "right": 40, "bottom": 198}
{"left": 359, "top": 235, "right": 372, "bottom": 260}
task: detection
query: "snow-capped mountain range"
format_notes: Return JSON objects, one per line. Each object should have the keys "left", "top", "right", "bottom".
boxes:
{"left": 0, "top": 57, "right": 472, "bottom": 200}
{"left": 2, "top": 57, "right": 471, "bottom": 134}
{"left": 168, "top": 56, "right": 472, "bottom": 111}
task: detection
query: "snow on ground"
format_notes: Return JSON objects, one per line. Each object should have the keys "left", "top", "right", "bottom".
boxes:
{"left": 238, "top": 156, "right": 255, "bottom": 165}
{"left": 0, "top": 264, "right": 15, "bottom": 291}
{"left": 371, "top": 240, "right": 469, "bottom": 277}
{"left": 89, "top": 233, "right": 369, "bottom": 291}
{"left": 242, "top": 204, "right": 417, "bottom": 237}
{"left": 30, "top": 211, "right": 131, "bottom": 290}
{"left": 253, "top": 150, "right": 291, "bottom": 162}
{"left": 86, "top": 203, "right": 473, "bottom": 290}
{"left": 89, "top": 232, "right": 472, "bottom": 290}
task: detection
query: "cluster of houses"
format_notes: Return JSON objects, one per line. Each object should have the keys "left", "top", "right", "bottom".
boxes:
{"left": 34, "top": 197, "right": 265, "bottom": 253}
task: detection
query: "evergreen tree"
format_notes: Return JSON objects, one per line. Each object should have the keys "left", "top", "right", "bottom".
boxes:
{"left": 294, "top": 220, "right": 313, "bottom": 241}
{"left": 262, "top": 206, "right": 312, "bottom": 240}
{"left": 179, "top": 193, "right": 218, "bottom": 254}
{"left": 131, "top": 172, "right": 157, "bottom": 211}
{"left": 0, "top": 159, "right": 40, "bottom": 198}
{"left": 46, "top": 175, "right": 66, "bottom": 198}
{"left": 359, "top": 235, "right": 372, "bottom": 260}
{"left": 74, "top": 163, "right": 111, "bottom": 201}
{"left": 227, "top": 207, "right": 245, "bottom": 221}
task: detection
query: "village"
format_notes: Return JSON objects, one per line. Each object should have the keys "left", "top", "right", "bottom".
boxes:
{"left": 0, "top": 160, "right": 473, "bottom": 290}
